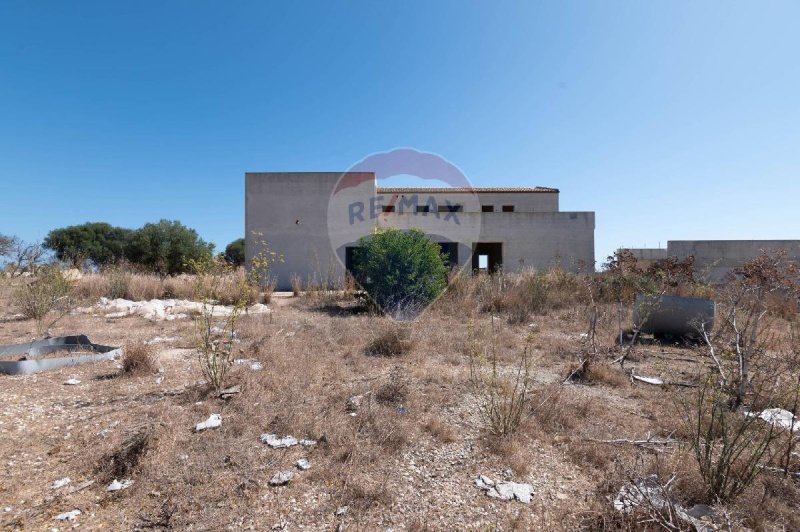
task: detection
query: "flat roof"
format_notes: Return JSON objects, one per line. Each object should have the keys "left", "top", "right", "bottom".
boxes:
{"left": 376, "top": 187, "right": 559, "bottom": 194}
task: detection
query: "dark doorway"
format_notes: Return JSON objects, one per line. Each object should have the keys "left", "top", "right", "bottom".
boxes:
{"left": 345, "top": 247, "right": 358, "bottom": 276}
{"left": 438, "top": 242, "right": 459, "bottom": 268}
{"left": 472, "top": 243, "right": 502, "bottom": 273}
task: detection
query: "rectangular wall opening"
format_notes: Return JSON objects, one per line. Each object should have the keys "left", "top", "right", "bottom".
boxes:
{"left": 502, "top": 205, "right": 515, "bottom": 212}
{"left": 472, "top": 242, "right": 502, "bottom": 273}
{"left": 481, "top": 205, "right": 494, "bottom": 212}
{"left": 438, "top": 242, "right": 459, "bottom": 268}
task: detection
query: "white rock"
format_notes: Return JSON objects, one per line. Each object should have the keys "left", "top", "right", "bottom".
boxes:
{"left": 195, "top": 413, "right": 222, "bottom": 432}
{"left": 296, "top": 458, "right": 310, "bottom": 471}
{"left": 753, "top": 408, "right": 800, "bottom": 431}
{"left": 269, "top": 471, "right": 294, "bottom": 486}
{"left": 336, "top": 505, "right": 349, "bottom": 516}
{"left": 51, "top": 477, "right": 71, "bottom": 489}
{"left": 106, "top": 479, "right": 134, "bottom": 492}
{"left": 54, "top": 509, "right": 81, "bottom": 521}
{"left": 299, "top": 438, "right": 317, "bottom": 447}
{"left": 63, "top": 379, "right": 81, "bottom": 386}
{"left": 261, "top": 433, "right": 298, "bottom": 448}
{"left": 476, "top": 475, "right": 533, "bottom": 504}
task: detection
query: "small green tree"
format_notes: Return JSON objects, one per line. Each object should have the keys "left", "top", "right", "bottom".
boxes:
{"left": 44, "top": 222, "right": 133, "bottom": 267}
{"left": 224, "top": 238, "right": 245, "bottom": 266}
{"left": 354, "top": 228, "right": 448, "bottom": 318}
{"left": 126, "top": 220, "right": 214, "bottom": 275}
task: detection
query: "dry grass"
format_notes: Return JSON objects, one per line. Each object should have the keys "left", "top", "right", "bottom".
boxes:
{"left": 121, "top": 342, "right": 158, "bottom": 376}
{"left": 364, "top": 323, "right": 414, "bottom": 357}
{"left": 0, "top": 264, "right": 797, "bottom": 530}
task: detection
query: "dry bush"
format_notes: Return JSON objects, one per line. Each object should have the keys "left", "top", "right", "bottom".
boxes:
{"left": 260, "top": 276, "right": 277, "bottom": 303}
{"left": 423, "top": 415, "right": 457, "bottom": 443}
{"left": 72, "top": 273, "right": 110, "bottom": 301}
{"left": 13, "top": 265, "right": 74, "bottom": 334}
{"left": 469, "top": 320, "right": 534, "bottom": 436}
{"left": 128, "top": 273, "right": 166, "bottom": 300}
{"left": 97, "top": 424, "right": 154, "bottom": 482}
{"left": 374, "top": 366, "right": 410, "bottom": 406}
{"left": 106, "top": 266, "right": 134, "bottom": 299}
{"left": 683, "top": 379, "right": 779, "bottom": 503}
{"left": 364, "top": 323, "right": 413, "bottom": 357}
{"left": 290, "top": 273, "right": 303, "bottom": 296}
{"left": 122, "top": 342, "right": 158, "bottom": 375}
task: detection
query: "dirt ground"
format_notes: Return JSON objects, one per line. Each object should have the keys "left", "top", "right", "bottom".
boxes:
{"left": 0, "top": 288, "right": 796, "bottom": 530}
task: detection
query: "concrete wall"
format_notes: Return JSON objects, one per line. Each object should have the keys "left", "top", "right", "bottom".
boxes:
{"left": 668, "top": 240, "right": 800, "bottom": 282}
{"left": 246, "top": 172, "right": 595, "bottom": 289}
{"left": 379, "top": 211, "right": 595, "bottom": 272}
{"left": 245, "top": 172, "right": 351, "bottom": 290}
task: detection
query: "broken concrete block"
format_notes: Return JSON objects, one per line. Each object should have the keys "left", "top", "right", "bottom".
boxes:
{"left": 63, "top": 378, "right": 81, "bottom": 385}
{"left": 296, "top": 458, "right": 310, "bottom": 471}
{"left": 475, "top": 475, "right": 533, "bottom": 504}
{"left": 260, "top": 433, "right": 298, "bottom": 448}
{"left": 106, "top": 479, "right": 134, "bottom": 492}
{"left": 219, "top": 385, "right": 241, "bottom": 399}
{"left": 299, "top": 438, "right": 317, "bottom": 447}
{"left": 269, "top": 471, "right": 294, "bottom": 486}
{"left": 195, "top": 413, "right": 222, "bottom": 432}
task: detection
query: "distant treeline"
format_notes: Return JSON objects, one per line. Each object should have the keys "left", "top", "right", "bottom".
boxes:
{"left": 41, "top": 221, "right": 244, "bottom": 274}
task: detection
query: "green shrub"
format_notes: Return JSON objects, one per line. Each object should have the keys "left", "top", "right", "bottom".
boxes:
{"left": 354, "top": 228, "right": 448, "bottom": 318}
{"left": 224, "top": 238, "right": 245, "bottom": 266}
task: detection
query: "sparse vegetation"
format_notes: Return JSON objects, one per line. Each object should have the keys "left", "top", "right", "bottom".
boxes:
{"left": 13, "top": 265, "right": 74, "bottom": 334}
{"left": 0, "top": 251, "right": 798, "bottom": 529}
{"left": 121, "top": 342, "right": 158, "bottom": 376}
{"left": 469, "top": 318, "right": 534, "bottom": 436}
{"left": 364, "top": 323, "right": 413, "bottom": 357}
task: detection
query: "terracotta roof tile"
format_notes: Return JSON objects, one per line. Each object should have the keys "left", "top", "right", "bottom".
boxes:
{"left": 376, "top": 187, "right": 559, "bottom": 194}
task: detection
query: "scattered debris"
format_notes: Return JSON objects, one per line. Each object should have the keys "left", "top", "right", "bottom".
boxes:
{"left": 269, "top": 471, "right": 294, "bottom": 486}
{"left": 218, "top": 385, "right": 241, "bottom": 399}
{"left": 475, "top": 475, "right": 533, "bottom": 504}
{"left": 195, "top": 413, "right": 222, "bottom": 432}
{"left": 336, "top": 505, "right": 349, "bottom": 516}
{"left": 106, "top": 478, "right": 134, "bottom": 492}
{"left": 750, "top": 408, "right": 799, "bottom": 431}
{"left": 261, "top": 434, "right": 298, "bottom": 448}
{"left": 296, "top": 458, "right": 310, "bottom": 471}
{"left": 613, "top": 475, "right": 668, "bottom": 512}
{"left": 66, "top": 480, "right": 95, "bottom": 494}
{"left": 346, "top": 394, "right": 366, "bottom": 413}
{"left": 54, "top": 509, "right": 81, "bottom": 521}
{"left": 234, "top": 358, "right": 263, "bottom": 370}
{"left": 631, "top": 373, "right": 664, "bottom": 386}
{"left": 145, "top": 336, "right": 179, "bottom": 345}
{"left": 63, "top": 378, "right": 81, "bottom": 386}
{"left": 299, "top": 438, "right": 317, "bottom": 447}
{"left": 84, "top": 297, "right": 271, "bottom": 322}
{"left": 0, "top": 335, "right": 121, "bottom": 376}
{"left": 51, "top": 477, "right": 71, "bottom": 489}
{"left": 613, "top": 475, "right": 718, "bottom": 531}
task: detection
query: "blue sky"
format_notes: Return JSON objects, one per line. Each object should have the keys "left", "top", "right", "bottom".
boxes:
{"left": 1, "top": 1, "right": 798, "bottom": 264}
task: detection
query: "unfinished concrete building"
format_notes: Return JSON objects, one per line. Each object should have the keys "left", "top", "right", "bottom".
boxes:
{"left": 246, "top": 172, "right": 595, "bottom": 290}
{"left": 622, "top": 240, "right": 800, "bottom": 282}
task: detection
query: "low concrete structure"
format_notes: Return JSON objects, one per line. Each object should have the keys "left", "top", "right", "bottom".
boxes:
{"left": 245, "top": 172, "right": 595, "bottom": 290}
{"left": 622, "top": 240, "right": 800, "bottom": 282}
{"left": 669, "top": 240, "right": 800, "bottom": 282}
